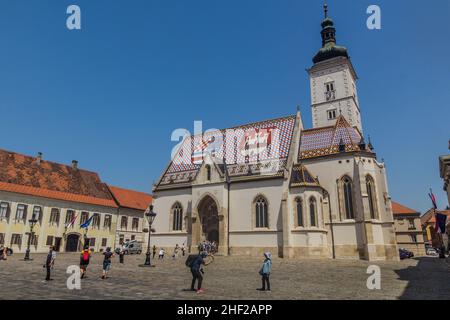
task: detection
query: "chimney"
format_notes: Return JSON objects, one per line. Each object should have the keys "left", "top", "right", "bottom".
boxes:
{"left": 72, "top": 160, "right": 78, "bottom": 170}
{"left": 36, "top": 152, "right": 43, "bottom": 165}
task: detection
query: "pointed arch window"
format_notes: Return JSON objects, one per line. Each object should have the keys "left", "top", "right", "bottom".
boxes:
{"left": 172, "top": 203, "right": 183, "bottom": 231}
{"left": 366, "top": 175, "right": 378, "bottom": 219}
{"left": 295, "top": 198, "right": 304, "bottom": 227}
{"left": 309, "top": 197, "right": 317, "bottom": 227}
{"left": 255, "top": 196, "right": 268, "bottom": 228}
{"left": 342, "top": 176, "right": 355, "bottom": 219}
{"left": 206, "top": 165, "right": 211, "bottom": 181}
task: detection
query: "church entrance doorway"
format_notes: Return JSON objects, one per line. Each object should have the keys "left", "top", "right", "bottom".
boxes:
{"left": 198, "top": 195, "right": 220, "bottom": 246}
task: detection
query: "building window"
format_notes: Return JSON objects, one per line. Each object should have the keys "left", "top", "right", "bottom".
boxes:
{"left": 0, "top": 233, "right": 5, "bottom": 245}
{"left": 131, "top": 235, "right": 136, "bottom": 241}
{"left": 10, "top": 234, "right": 22, "bottom": 246}
{"left": 0, "top": 202, "right": 10, "bottom": 221}
{"left": 408, "top": 219, "right": 415, "bottom": 230}
{"left": 65, "top": 210, "right": 76, "bottom": 227}
{"left": 341, "top": 176, "right": 355, "bottom": 219}
{"left": 132, "top": 218, "right": 139, "bottom": 231}
{"left": 119, "top": 234, "right": 124, "bottom": 245}
{"left": 15, "top": 204, "right": 28, "bottom": 223}
{"left": 121, "top": 216, "right": 128, "bottom": 230}
{"left": 80, "top": 212, "right": 89, "bottom": 226}
{"left": 255, "top": 196, "right": 269, "bottom": 228}
{"left": 101, "top": 238, "right": 107, "bottom": 247}
{"left": 172, "top": 203, "right": 183, "bottom": 231}
{"left": 32, "top": 206, "right": 42, "bottom": 223}
{"left": 295, "top": 198, "right": 304, "bottom": 227}
{"left": 89, "top": 238, "right": 96, "bottom": 246}
{"left": 49, "top": 208, "right": 60, "bottom": 226}
{"left": 327, "top": 109, "right": 337, "bottom": 120}
{"left": 325, "top": 82, "right": 336, "bottom": 101}
{"left": 366, "top": 175, "right": 378, "bottom": 219}
{"left": 410, "top": 234, "right": 417, "bottom": 243}
{"left": 92, "top": 214, "right": 100, "bottom": 229}
{"left": 206, "top": 165, "right": 211, "bottom": 181}
{"left": 104, "top": 215, "right": 112, "bottom": 230}
{"left": 31, "top": 234, "right": 38, "bottom": 246}
{"left": 46, "top": 235, "right": 54, "bottom": 246}
{"left": 309, "top": 197, "right": 317, "bottom": 227}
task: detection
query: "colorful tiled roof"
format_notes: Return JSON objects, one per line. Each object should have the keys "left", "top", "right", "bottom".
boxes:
{"left": 108, "top": 185, "right": 152, "bottom": 211}
{"left": 299, "top": 115, "right": 366, "bottom": 160}
{"left": 391, "top": 201, "right": 419, "bottom": 215}
{"left": 158, "top": 115, "right": 296, "bottom": 186}
{"left": 290, "top": 164, "right": 320, "bottom": 187}
{"left": 0, "top": 149, "right": 117, "bottom": 208}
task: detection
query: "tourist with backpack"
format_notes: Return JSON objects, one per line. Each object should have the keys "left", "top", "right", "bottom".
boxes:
{"left": 186, "top": 251, "right": 207, "bottom": 294}
{"left": 80, "top": 246, "right": 91, "bottom": 279}
{"left": 101, "top": 247, "right": 114, "bottom": 279}
{"left": 257, "top": 252, "right": 272, "bottom": 291}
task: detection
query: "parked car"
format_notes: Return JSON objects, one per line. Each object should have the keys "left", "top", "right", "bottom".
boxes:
{"left": 117, "top": 240, "right": 142, "bottom": 255}
{"left": 426, "top": 247, "right": 438, "bottom": 256}
{"left": 399, "top": 248, "right": 414, "bottom": 260}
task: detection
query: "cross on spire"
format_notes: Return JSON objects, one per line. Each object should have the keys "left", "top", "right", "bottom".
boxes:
{"left": 324, "top": 1, "right": 328, "bottom": 18}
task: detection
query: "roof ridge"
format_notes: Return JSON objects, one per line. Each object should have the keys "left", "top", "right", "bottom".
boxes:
{"left": 186, "top": 114, "right": 296, "bottom": 139}
{"left": 0, "top": 148, "right": 98, "bottom": 175}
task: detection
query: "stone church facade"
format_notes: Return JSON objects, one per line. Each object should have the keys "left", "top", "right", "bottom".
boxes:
{"left": 150, "top": 6, "right": 398, "bottom": 261}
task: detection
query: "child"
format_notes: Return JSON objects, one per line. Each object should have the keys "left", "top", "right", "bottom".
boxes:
{"left": 258, "top": 252, "right": 272, "bottom": 291}
{"left": 159, "top": 248, "right": 165, "bottom": 260}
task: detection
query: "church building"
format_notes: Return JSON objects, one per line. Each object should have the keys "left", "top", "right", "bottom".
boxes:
{"left": 150, "top": 5, "right": 398, "bottom": 261}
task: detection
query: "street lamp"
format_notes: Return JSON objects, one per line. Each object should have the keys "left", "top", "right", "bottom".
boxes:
{"left": 140, "top": 205, "right": 157, "bottom": 267}
{"left": 24, "top": 217, "right": 38, "bottom": 261}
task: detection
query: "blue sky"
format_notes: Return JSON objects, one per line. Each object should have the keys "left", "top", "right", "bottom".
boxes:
{"left": 0, "top": 0, "right": 448, "bottom": 213}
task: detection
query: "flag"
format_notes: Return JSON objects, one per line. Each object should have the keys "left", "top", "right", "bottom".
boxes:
{"left": 65, "top": 213, "right": 78, "bottom": 228}
{"left": 80, "top": 215, "right": 94, "bottom": 229}
{"left": 192, "top": 136, "right": 215, "bottom": 164}
{"left": 435, "top": 213, "right": 448, "bottom": 234}
{"left": 428, "top": 189, "right": 438, "bottom": 210}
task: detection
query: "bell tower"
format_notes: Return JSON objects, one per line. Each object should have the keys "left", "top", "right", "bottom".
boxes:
{"left": 308, "top": 3, "right": 363, "bottom": 132}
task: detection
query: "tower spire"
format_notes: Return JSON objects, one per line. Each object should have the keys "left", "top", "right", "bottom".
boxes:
{"left": 324, "top": 1, "right": 328, "bottom": 18}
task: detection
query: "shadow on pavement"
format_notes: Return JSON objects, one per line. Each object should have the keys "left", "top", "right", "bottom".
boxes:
{"left": 395, "top": 256, "right": 450, "bottom": 300}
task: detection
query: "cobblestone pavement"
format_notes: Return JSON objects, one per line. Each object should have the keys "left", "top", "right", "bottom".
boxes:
{"left": 1, "top": 253, "right": 450, "bottom": 300}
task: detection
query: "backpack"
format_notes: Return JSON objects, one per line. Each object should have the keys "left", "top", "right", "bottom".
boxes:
{"left": 82, "top": 251, "right": 90, "bottom": 262}
{"left": 185, "top": 254, "right": 197, "bottom": 268}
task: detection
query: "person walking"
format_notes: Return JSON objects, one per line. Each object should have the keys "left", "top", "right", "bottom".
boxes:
{"left": 101, "top": 247, "right": 114, "bottom": 279}
{"left": 44, "top": 246, "right": 55, "bottom": 281}
{"left": 119, "top": 247, "right": 125, "bottom": 264}
{"left": 172, "top": 244, "right": 179, "bottom": 259}
{"left": 0, "top": 246, "right": 7, "bottom": 260}
{"left": 80, "top": 246, "right": 91, "bottom": 279}
{"left": 158, "top": 248, "right": 165, "bottom": 260}
{"left": 181, "top": 244, "right": 186, "bottom": 257}
{"left": 257, "top": 252, "right": 272, "bottom": 291}
{"left": 190, "top": 252, "right": 207, "bottom": 294}
{"left": 152, "top": 245, "right": 157, "bottom": 259}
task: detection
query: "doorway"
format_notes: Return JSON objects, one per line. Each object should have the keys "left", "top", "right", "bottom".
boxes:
{"left": 65, "top": 234, "right": 80, "bottom": 252}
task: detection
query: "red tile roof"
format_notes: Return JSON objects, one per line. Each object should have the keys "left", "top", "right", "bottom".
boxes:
{"left": 108, "top": 185, "right": 152, "bottom": 211}
{"left": 391, "top": 201, "right": 419, "bottom": 215}
{"left": 0, "top": 149, "right": 117, "bottom": 208}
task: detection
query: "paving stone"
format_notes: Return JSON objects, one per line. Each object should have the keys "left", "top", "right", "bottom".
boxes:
{"left": 0, "top": 253, "right": 449, "bottom": 300}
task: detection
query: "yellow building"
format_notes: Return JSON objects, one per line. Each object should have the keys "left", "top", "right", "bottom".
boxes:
{"left": 392, "top": 201, "right": 426, "bottom": 256}
{"left": 0, "top": 149, "right": 151, "bottom": 253}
